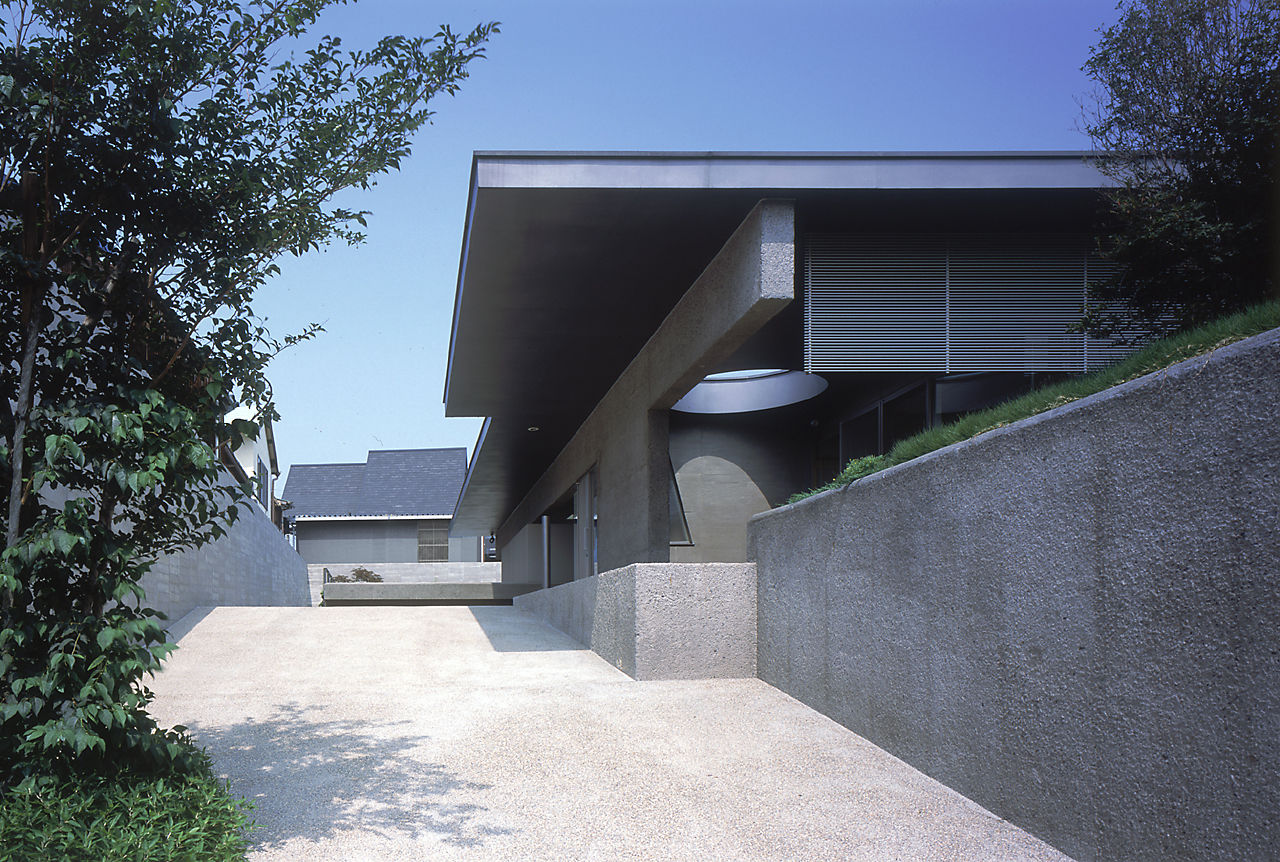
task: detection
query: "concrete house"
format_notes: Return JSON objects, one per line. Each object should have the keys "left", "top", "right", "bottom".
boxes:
{"left": 284, "top": 447, "right": 489, "bottom": 569}
{"left": 443, "top": 151, "right": 1130, "bottom": 588}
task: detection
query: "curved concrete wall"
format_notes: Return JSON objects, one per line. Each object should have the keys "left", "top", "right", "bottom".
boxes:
{"left": 750, "top": 327, "right": 1280, "bottom": 862}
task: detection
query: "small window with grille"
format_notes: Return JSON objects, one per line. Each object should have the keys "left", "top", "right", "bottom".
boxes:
{"left": 256, "top": 459, "right": 270, "bottom": 510}
{"left": 417, "top": 521, "right": 449, "bottom": 562}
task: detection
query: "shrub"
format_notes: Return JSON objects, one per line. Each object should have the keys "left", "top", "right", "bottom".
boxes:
{"left": 0, "top": 742, "right": 253, "bottom": 862}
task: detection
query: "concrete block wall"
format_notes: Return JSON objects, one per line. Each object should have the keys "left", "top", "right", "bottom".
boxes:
{"left": 750, "top": 327, "right": 1280, "bottom": 862}
{"left": 514, "top": 562, "right": 757, "bottom": 680}
{"left": 142, "top": 501, "right": 310, "bottom": 625}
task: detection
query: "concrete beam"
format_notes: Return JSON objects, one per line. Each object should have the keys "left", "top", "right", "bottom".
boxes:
{"left": 496, "top": 200, "right": 794, "bottom": 573}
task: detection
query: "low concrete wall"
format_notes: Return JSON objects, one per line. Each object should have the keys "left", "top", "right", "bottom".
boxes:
{"left": 321, "top": 581, "right": 537, "bottom": 606}
{"left": 305, "top": 561, "right": 504, "bottom": 609}
{"left": 514, "top": 563, "right": 757, "bottom": 680}
{"left": 142, "top": 503, "right": 310, "bottom": 625}
{"left": 750, "top": 328, "right": 1280, "bottom": 862}
{"left": 306, "top": 562, "right": 502, "bottom": 606}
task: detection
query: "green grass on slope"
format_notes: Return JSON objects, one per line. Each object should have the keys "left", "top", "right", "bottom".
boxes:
{"left": 0, "top": 761, "right": 254, "bottom": 862}
{"left": 787, "top": 300, "right": 1280, "bottom": 505}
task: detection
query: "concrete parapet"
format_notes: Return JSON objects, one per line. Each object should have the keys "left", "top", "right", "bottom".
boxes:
{"left": 514, "top": 562, "right": 757, "bottom": 680}
{"left": 750, "top": 327, "right": 1280, "bottom": 862}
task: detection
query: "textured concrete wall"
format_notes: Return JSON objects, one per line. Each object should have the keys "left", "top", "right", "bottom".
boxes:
{"left": 514, "top": 562, "right": 757, "bottom": 679}
{"left": 494, "top": 200, "right": 795, "bottom": 573}
{"left": 143, "top": 502, "right": 309, "bottom": 625}
{"left": 751, "top": 328, "right": 1280, "bottom": 862}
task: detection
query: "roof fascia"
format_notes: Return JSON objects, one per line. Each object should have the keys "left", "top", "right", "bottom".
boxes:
{"left": 470, "top": 151, "right": 1113, "bottom": 192}
{"left": 448, "top": 417, "right": 489, "bottom": 534}
{"left": 263, "top": 416, "right": 279, "bottom": 476}
{"left": 443, "top": 154, "right": 482, "bottom": 408}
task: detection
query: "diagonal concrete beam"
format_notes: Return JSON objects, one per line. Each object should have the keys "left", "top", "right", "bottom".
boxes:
{"left": 496, "top": 200, "right": 794, "bottom": 571}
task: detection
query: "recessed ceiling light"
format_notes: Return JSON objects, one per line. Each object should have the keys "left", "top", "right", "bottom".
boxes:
{"left": 527, "top": 426, "right": 540, "bottom": 432}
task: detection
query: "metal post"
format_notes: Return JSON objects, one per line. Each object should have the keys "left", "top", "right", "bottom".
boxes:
{"left": 540, "top": 514, "right": 550, "bottom": 589}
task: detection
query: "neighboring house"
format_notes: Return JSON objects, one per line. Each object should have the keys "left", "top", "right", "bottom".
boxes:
{"left": 283, "top": 447, "right": 486, "bottom": 566}
{"left": 222, "top": 405, "right": 284, "bottom": 529}
{"left": 443, "top": 151, "right": 1137, "bottom": 587}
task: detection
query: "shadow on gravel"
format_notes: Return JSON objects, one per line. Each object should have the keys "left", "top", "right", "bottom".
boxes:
{"left": 186, "top": 702, "right": 513, "bottom": 852}
{"left": 469, "top": 605, "right": 586, "bottom": 652}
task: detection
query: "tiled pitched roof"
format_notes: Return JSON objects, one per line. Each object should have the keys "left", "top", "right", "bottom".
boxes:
{"left": 282, "top": 448, "right": 467, "bottom": 518}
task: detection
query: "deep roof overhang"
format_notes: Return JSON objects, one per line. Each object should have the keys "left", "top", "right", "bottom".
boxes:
{"left": 444, "top": 151, "right": 1113, "bottom": 535}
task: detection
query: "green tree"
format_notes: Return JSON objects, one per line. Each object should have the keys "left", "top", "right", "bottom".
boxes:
{"left": 0, "top": 0, "right": 494, "bottom": 783}
{"left": 1081, "top": 0, "right": 1279, "bottom": 335}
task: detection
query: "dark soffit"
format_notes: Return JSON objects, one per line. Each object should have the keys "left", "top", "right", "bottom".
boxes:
{"left": 444, "top": 152, "right": 1112, "bottom": 534}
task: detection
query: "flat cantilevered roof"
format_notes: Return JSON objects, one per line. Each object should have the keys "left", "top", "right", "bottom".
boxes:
{"left": 444, "top": 151, "right": 1112, "bottom": 534}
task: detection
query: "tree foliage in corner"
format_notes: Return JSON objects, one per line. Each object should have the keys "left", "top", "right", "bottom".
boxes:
{"left": 0, "top": 0, "right": 494, "bottom": 784}
{"left": 1082, "top": 0, "right": 1279, "bottom": 335}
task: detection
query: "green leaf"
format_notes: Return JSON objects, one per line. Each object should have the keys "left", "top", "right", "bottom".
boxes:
{"left": 50, "top": 529, "right": 77, "bottom": 556}
{"left": 96, "top": 628, "right": 118, "bottom": 650}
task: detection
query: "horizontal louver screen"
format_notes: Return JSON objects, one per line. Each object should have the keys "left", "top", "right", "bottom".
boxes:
{"left": 805, "top": 235, "right": 947, "bottom": 371}
{"left": 947, "top": 235, "right": 1085, "bottom": 371}
{"left": 805, "top": 233, "right": 1137, "bottom": 372}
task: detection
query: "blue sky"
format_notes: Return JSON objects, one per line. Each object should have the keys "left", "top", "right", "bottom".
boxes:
{"left": 258, "top": 0, "right": 1123, "bottom": 485}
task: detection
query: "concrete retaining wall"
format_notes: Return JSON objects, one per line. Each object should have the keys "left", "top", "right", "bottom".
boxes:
{"left": 750, "top": 327, "right": 1280, "bottom": 862}
{"left": 514, "top": 562, "right": 757, "bottom": 680}
{"left": 142, "top": 502, "right": 310, "bottom": 625}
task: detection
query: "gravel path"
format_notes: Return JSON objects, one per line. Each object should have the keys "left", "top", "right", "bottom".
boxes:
{"left": 149, "top": 605, "right": 1074, "bottom": 861}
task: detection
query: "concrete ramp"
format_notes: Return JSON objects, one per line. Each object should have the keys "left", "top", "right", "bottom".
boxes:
{"left": 150, "top": 606, "right": 1074, "bottom": 862}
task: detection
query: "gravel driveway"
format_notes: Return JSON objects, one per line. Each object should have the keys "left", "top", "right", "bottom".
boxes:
{"left": 149, "top": 605, "right": 1073, "bottom": 861}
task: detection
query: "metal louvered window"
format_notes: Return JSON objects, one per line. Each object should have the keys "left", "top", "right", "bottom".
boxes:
{"left": 417, "top": 521, "right": 449, "bottom": 562}
{"left": 804, "top": 234, "right": 1136, "bottom": 373}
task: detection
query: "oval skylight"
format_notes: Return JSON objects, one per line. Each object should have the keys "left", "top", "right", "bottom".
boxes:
{"left": 703, "top": 368, "right": 789, "bottom": 381}
{"left": 673, "top": 369, "right": 828, "bottom": 414}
